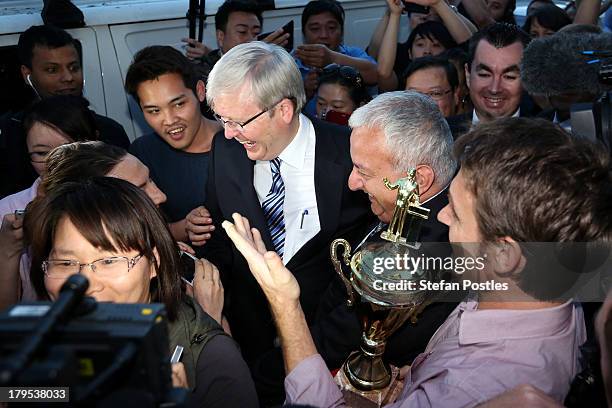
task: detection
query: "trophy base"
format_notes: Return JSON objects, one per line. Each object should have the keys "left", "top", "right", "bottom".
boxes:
{"left": 334, "top": 365, "right": 404, "bottom": 408}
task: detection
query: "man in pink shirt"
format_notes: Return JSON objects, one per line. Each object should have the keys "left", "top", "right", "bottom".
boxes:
{"left": 223, "top": 114, "right": 611, "bottom": 407}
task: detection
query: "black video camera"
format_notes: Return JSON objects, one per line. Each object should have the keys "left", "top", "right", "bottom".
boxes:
{"left": 0, "top": 299, "right": 183, "bottom": 407}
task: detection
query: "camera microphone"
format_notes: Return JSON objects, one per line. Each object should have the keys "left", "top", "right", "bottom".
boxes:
{"left": 522, "top": 32, "right": 612, "bottom": 97}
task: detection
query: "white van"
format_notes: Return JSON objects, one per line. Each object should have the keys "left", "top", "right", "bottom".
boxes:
{"left": 0, "top": 0, "right": 398, "bottom": 140}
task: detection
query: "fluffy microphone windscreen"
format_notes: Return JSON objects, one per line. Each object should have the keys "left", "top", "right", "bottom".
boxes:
{"left": 521, "top": 32, "right": 612, "bottom": 96}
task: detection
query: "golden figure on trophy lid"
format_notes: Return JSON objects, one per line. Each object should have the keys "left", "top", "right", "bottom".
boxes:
{"left": 380, "top": 169, "right": 430, "bottom": 246}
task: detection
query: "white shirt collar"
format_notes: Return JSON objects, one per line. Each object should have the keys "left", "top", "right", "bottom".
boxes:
{"left": 472, "top": 108, "right": 520, "bottom": 124}
{"left": 277, "top": 114, "right": 311, "bottom": 170}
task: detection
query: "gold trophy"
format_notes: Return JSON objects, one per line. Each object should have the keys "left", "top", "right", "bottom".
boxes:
{"left": 330, "top": 169, "right": 431, "bottom": 407}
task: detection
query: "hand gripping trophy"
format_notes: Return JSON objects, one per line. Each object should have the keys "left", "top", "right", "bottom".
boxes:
{"left": 330, "top": 169, "right": 432, "bottom": 407}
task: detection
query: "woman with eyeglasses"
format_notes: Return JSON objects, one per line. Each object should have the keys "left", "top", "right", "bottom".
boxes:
{"left": 0, "top": 96, "right": 99, "bottom": 216}
{"left": 0, "top": 98, "right": 101, "bottom": 309}
{"left": 403, "top": 56, "right": 460, "bottom": 117}
{"left": 24, "top": 176, "right": 258, "bottom": 407}
{"left": 315, "top": 64, "right": 371, "bottom": 125}
{"left": 0, "top": 141, "right": 168, "bottom": 311}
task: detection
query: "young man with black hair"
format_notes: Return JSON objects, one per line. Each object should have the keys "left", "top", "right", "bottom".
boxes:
{"left": 181, "top": 0, "right": 289, "bottom": 74}
{"left": 0, "top": 24, "right": 130, "bottom": 198}
{"left": 125, "top": 46, "right": 220, "bottom": 246}
{"left": 446, "top": 23, "right": 534, "bottom": 137}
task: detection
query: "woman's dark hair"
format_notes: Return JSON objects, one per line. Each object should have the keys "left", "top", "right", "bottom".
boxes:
{"left": 22, "top": 95, "right": 98, "bottom": 142}
{"left": 317, "top": 64, "right": 371, "bottom": 107}
{"left": 404, "top": 21, "right": 457, "bottom": 55}
{"left": 25, "top": 177, "right": 182, "bottom": 321}
{"left": 301, "top": 0, "right": 345, "bottom": 36}
{"left": 523, "top": 4, "right": 571, "bottom": 35}
{"left": 403, "top": 56, "right": 459, "bottom": 91}
{"left": 41, "top": 141, "right": 127, "bottom": 195}
{"left": 526, "top": 0, "right": 554, "bottom": 15}
{"left": 497, "top": 0, "right": 517, "bottom": 24}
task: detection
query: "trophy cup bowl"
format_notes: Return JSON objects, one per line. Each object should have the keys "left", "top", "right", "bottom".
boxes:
{"left": 330, "top": 239, "right": 430, "bottom": 393}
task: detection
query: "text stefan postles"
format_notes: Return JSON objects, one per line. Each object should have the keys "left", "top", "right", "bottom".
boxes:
{"left": 373, "top": 279, "right": 509, "bottom": 292}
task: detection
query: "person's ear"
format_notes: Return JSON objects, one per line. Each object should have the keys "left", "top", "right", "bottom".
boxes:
{"left": 21, "top": 65, "right": 32, "bottom": 83}
{"left": 196, "top": 80, "right": 206, "bottom": 103}
{"left": 278, "top": 97, "right": 296, "bottom": 124}
{"left": 216, "top": 29, "right": 225, "bottom": 50}
{"left": 149, "top": 248, "right": 160, "bottom": 280}
{"left": 414, "top": 164, "right": 435, "bottom": 199}
{"left": 464, "top": 63, "right": 471, "bottom": 89}
{"left": 490, "top": 237, "right": 524, "bottom": 278}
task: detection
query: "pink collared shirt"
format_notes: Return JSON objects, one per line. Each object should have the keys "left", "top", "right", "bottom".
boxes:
{"left": 285, "top": 296, "right": 586, "bottom": 407}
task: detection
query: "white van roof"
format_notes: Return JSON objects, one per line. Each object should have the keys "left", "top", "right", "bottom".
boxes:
{"left": 0, "top": 0, "right": 319, "bottom": 35}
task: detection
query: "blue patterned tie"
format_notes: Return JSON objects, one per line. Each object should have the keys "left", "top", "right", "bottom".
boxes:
{"left": 262, "top": 158, "right": 286, "bottom": 257}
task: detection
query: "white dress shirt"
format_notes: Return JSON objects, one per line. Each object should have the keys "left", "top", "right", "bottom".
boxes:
{"left": 472, "top": 108, "right": 520, "bottom": 125}
{"left": 254, "top": 114, "right": 321, "bottom": 264}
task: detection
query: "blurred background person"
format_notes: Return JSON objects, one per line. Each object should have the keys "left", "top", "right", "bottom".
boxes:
{"left": 523, "top": 4, "right": 571, "bottom": 38}
{"left": 0, "top": 24, "right": 130, "bottom": 199}
{"left": 0, "top": 141, "right": 166, "bottom": 310}
{"left": 295, "top": 0, "right": 378, "bottom": 111}
{"left": 374, "top": 0, "right": 473, "bottom": 91}
{"left": 181, "top": 0, "right": 289, "bottom": 73}
{"left": 0, "top": 95, "right": 100, "bottom": 222}
{"left": 314, "top": 64, "right": 371, "bottom": 125}
{"left": 404, "top": 56, "right": 460, "bottom": 117}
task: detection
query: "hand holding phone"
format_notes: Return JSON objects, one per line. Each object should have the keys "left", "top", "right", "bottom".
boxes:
{"left": 258, "top": 20, "right": 294, "bottom": 52}
{"left": 180, "top": 250, "right": 198, "bottom": 286}
{"left": 401, "top": 0, "right": 430, "bottom": 14}
{"left": 180, "top": 37, "right": 210, "bottom": 59}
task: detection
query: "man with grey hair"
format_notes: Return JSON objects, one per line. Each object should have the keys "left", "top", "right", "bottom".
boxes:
{"left": 202, "top": 41, "right": 372, "bottom": 396}
{"left": 310, "top": 90, "right": 457, "bottom": 373}
{"left": 242, "top": 91, "right": 459, "bottom": 405}
{"left": 347, "top": 91, "right": 455, "bottom": 226}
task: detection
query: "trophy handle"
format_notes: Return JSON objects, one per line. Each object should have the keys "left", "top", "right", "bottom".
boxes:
{"left": 330, "top": 238, "right": 357, "bottom": 307}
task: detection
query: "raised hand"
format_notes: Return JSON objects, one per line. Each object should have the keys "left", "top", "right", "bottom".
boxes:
{"left": 181, "top": 37, "right": 210, "bottom": 59}
{"left": 261, "top": 27, "right": 290, "bottom": 48}
{"left": 222, "top": 213, "right": 300, "bottom": 306}
{"left": 192, "top": 258, "right": 224, "bottom": 325}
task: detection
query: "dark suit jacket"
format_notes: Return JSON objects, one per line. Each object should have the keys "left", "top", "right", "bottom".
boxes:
{"left": 251, "top": 189, "right": 459, "bottom": 405}
{"left": 446, "top": 93, "right": 540, "bottom": 140}
{"left": 202, "top": 117, "right": 373, "bottom": 363}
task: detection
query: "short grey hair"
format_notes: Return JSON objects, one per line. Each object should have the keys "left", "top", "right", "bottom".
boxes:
{"left": 206, "top": 41, "right": 307, "bottom": 112}
{"left": 349, "top": 91, "right": 456, "bottom": 188}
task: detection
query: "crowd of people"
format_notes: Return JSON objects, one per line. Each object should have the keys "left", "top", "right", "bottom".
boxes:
{"left": 0, "top": 0, "right": 612, "bottom": 406}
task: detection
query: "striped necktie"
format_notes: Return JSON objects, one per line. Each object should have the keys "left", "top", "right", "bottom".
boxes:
{"left": 262, "top": 158, "right": 285, "bottom": 257}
